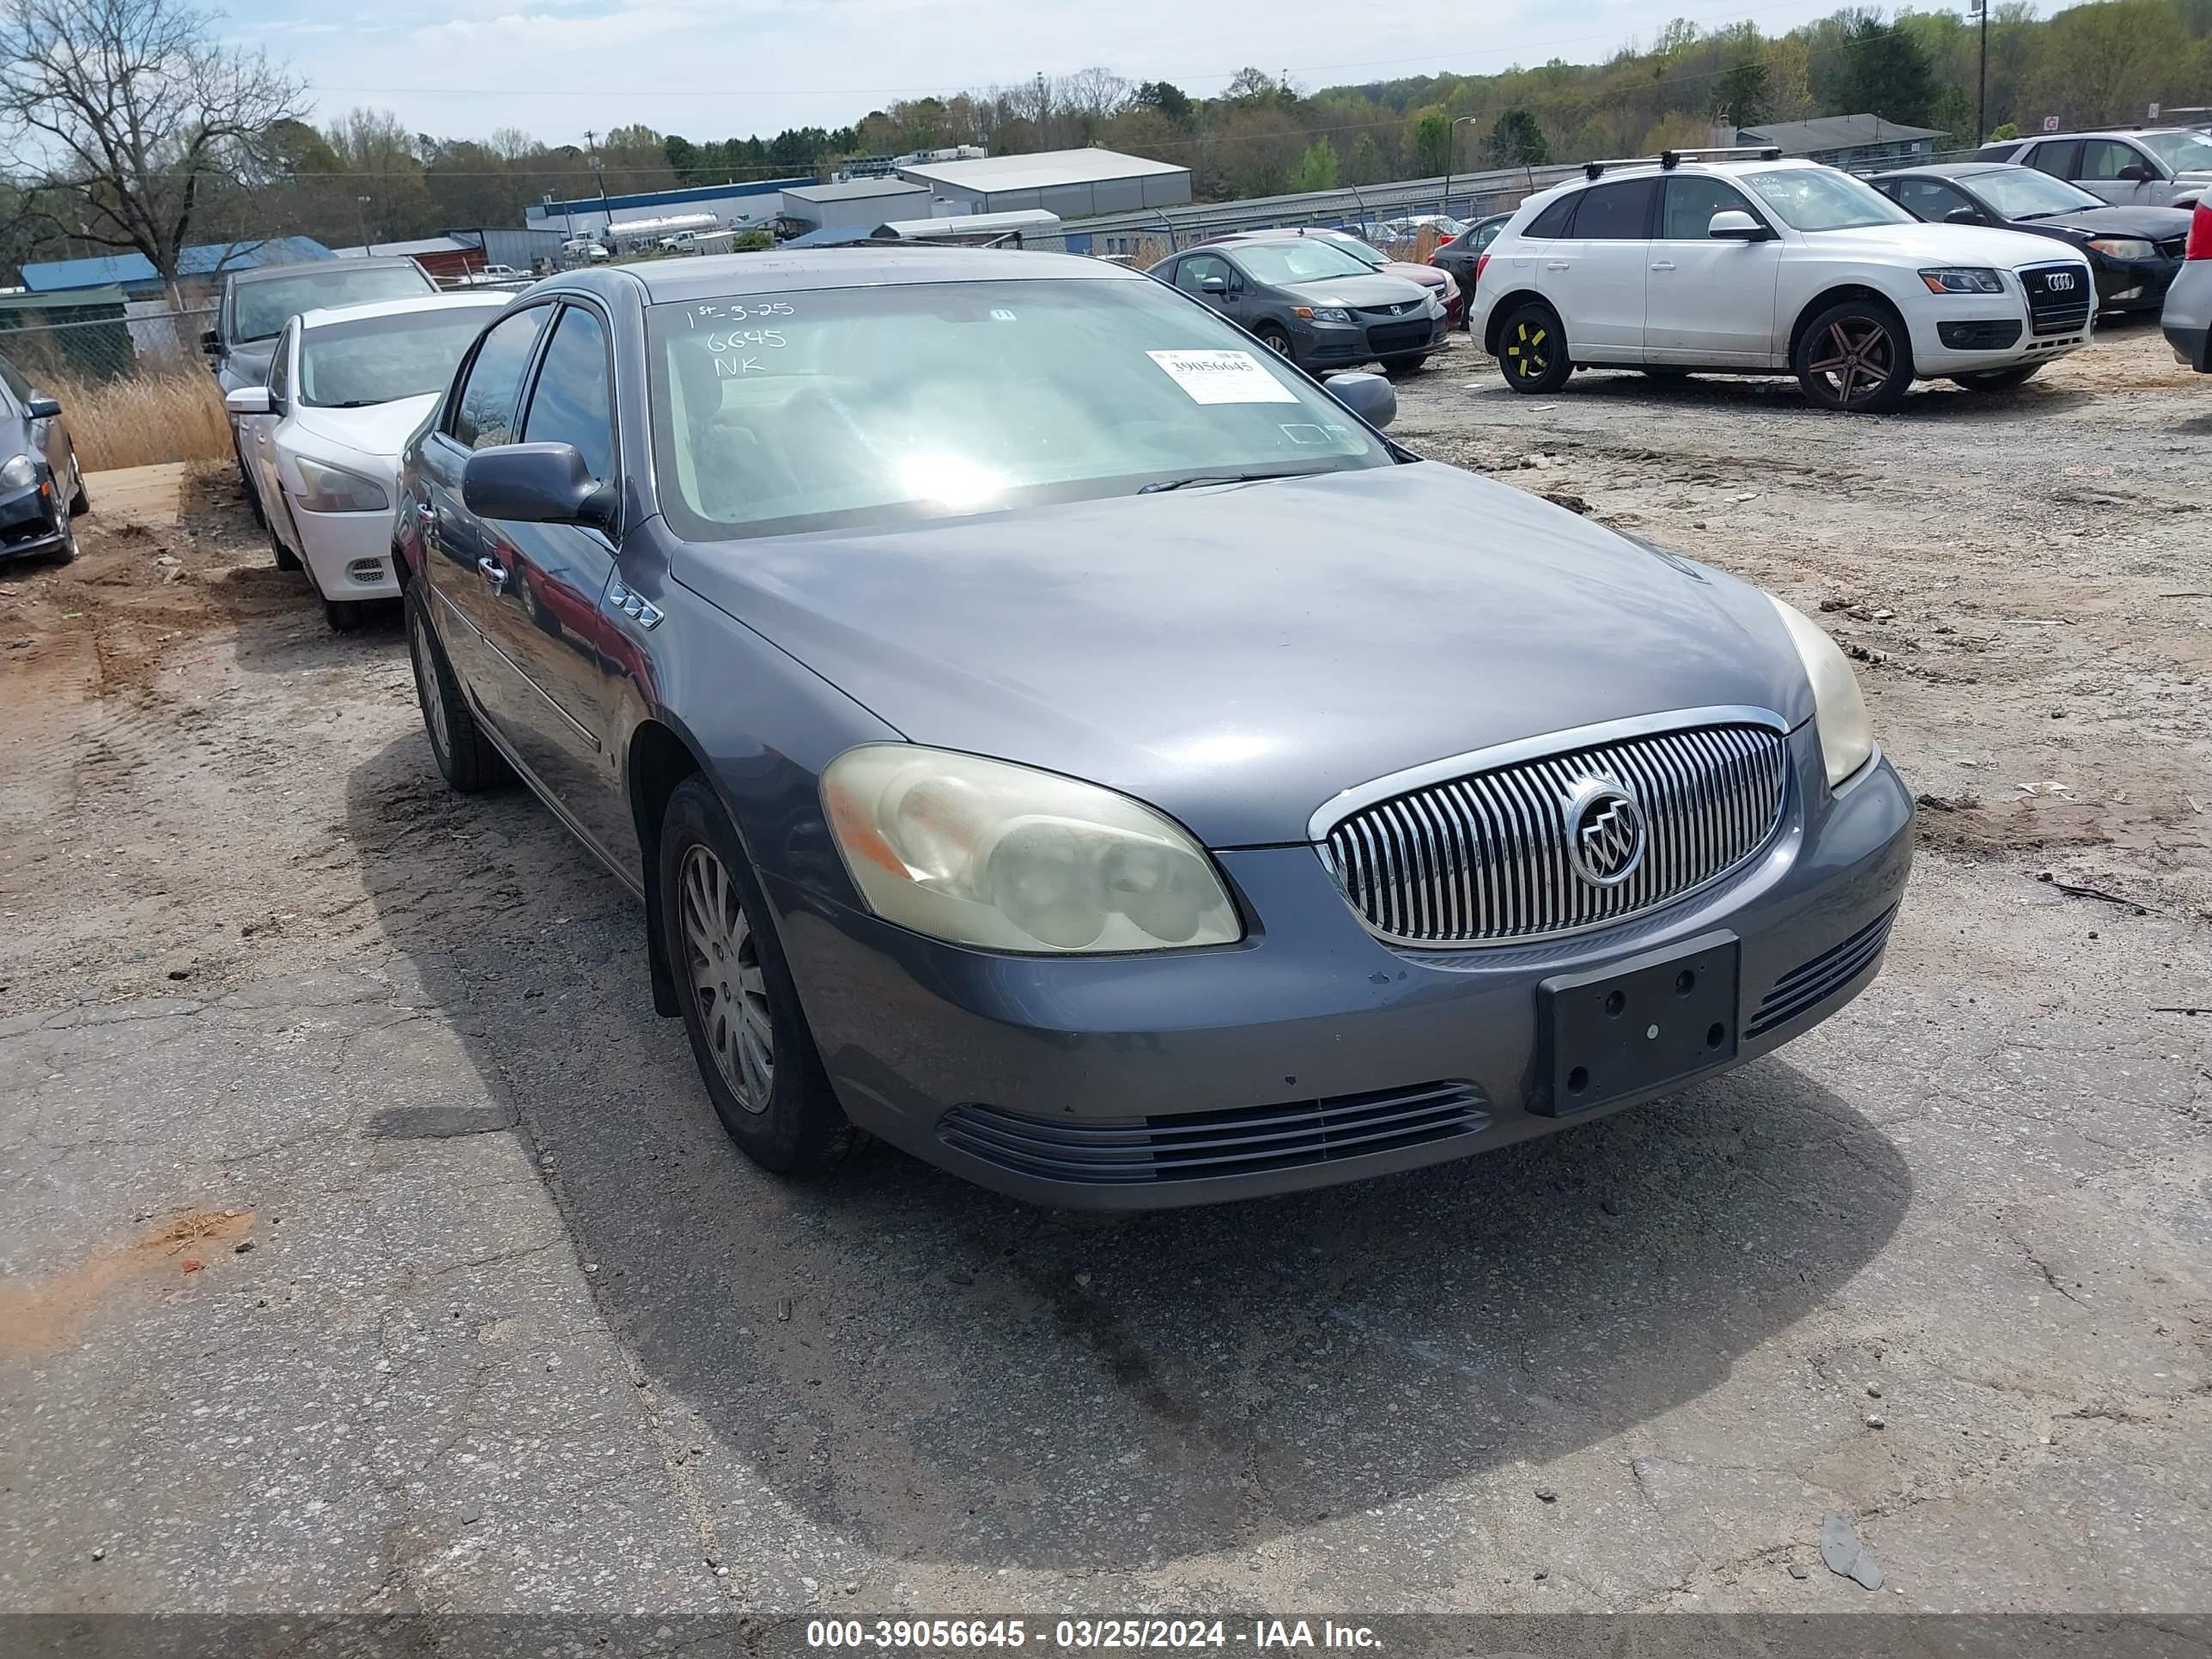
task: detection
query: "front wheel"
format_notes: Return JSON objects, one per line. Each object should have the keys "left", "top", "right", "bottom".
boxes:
{"left": 65, "top": 448, "right": 88, "bottom": 516}
{"left": 1950, "top": 364, "right": 2043, "bottom": 392}
{"left": 326, "top": 599, "right": 366, "bottom": 633}
{"left": 1253, "top": 323, "right": 1293, "bottom": 361}
{"left": 1794, "top": 301, "right": 1913, "bottom": 413}
{"left": 1497, "top": 301, "right": 1572, "bottom": 394}
{"left": 1382, "top": 352, "right": 1430, "bottom": 377}
{"left": 659, "top": 775, "right": 854, "bottom": 1176}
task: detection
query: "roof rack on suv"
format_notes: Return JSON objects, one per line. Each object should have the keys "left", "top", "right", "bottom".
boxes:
{"left": 1582, "top": 145, "right": 1784, "bottom": 180}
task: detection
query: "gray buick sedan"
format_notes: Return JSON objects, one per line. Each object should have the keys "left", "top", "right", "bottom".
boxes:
{"left": 393, "top": 248, "right": 1911, "bottom": 1208}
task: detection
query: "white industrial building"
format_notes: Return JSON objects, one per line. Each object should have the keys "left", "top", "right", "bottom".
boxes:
{"left": 781, "top": 176, "right": 930, "bottom": 232}
{"left": 891, "top": 148, "right": 1191, "bottom": 218}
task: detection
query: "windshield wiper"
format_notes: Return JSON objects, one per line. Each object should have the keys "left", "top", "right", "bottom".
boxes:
{"left": 2013, "top": 210, "right": 2064, "bottom": 222}
{"left": 1139, "top": 471, "right": 1299, "bottom": 495}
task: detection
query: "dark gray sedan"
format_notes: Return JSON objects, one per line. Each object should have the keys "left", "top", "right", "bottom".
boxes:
{"left": 395, "top": 249, "right": 1911, "bottom": 1209}
{"left": 1150, "top": 237, "right": 1446, "bottom": 373}
{"left": 0, "top": 352, "right": 88, "bottom": 563}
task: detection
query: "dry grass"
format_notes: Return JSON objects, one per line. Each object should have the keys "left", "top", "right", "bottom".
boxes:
{"left": 50, "top": 368, "right": 233, "bottom": 472}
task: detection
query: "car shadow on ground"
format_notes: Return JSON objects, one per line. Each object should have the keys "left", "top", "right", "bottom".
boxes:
{"left": 1548, "top": 368, "right": 2096, "bottom": 422}
{"left": 343, "top": 732, "right": 1913, "bottom": 1573}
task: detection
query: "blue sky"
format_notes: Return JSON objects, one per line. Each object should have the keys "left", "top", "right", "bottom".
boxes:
{"left": 222, "top": 0, "right": 1965, "bottom": 147}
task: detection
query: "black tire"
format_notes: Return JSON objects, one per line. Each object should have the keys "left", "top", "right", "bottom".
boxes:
{"left": 268, "top": 499, "right": 301, "bottom": 572}
{"left": 49, "top": 493, "right": 77, "bottom": 565}
{"left": 234, "top": 437, "right": 266, "bottom": 528}
{"left": 659, "top": 775, "right": 854, "bottom": 1176}
{"left": 1950, "top": 363, "right": 2043, "bottom": 392}
{"left": 404, "top": 586, "right": 511, "bottom": 793}
{"left": 1253, "top": 322, "right": 1294, "bottom": 361}
{"left": 65, "top": 447, "right": 88, "bottom": 516}
{"left": 1382, "top": 352, "right": 1430, "bottom": 377}
{"left": 1794, "top": 299, "right": 1913, "bottom": 413}
{"left": 1497, "top": 301, "right": 1571, "bottom": 394}
{"left": 326, "top": 599, "right": 366, "bottom": 634}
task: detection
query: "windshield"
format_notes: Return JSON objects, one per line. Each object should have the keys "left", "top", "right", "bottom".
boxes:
{"left": 233, "top": 264, "right": 435, "bottom": 343}
{"left": 2140, "top": 130, "right": 2212, "bottom": 173}
{"left": 1968, "top": 167, "right": 2103, "bottom": 216}
{"left": 1323, "top": 235, "right": 1387, "bottom": 266}
{"left": 1228, "top": 240, "right": 1377, "bottom": 284}
{"left": 300, "top": 307, "right": 496, "bottom": 409}
{"left": 647, "top": 276, "right": 1394, "bottom": 540}
{"left": 1743, "top": 168, "right": 1917, "bottom": 231}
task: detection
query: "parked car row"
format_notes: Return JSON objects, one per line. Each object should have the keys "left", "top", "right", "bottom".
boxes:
{"left": 1148, "top": 234, "right": 1450, "bottom": 375}
{"left": 0, "top": 350, "right": 88, "bottom": 565}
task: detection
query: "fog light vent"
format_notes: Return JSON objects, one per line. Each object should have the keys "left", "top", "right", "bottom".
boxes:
{"left": 347, "top": 557, "right": 386, "bottom": 584}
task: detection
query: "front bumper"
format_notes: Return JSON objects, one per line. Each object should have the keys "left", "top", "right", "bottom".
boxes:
{"left": 290, "top": 501, "right": 400, "bottom": 599}
{"left": 0, "top": 480, "right": 65, "bottom": 560}
{"left": 775, "top": 726, "right": 1914, "bottom": 1208}
{"left": 2092, "top": 252, "right": 2183, "bottom": 313}
{"left": 1301, "top": 316, "right": 1449, "bottom": 368}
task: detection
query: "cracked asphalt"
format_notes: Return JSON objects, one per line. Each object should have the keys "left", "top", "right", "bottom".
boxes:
{"left": 2, "top": 325, "right": 2209, "bottom": 1632}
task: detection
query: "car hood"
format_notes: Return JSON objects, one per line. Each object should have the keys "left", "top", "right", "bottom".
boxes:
{"left": 284, "top": 392, "right": 441, "bottom": 465}
{"left": 1812, "top": 220, "right": 2089, "bottom": 269}
{"left": 671, "top": 465, "right": 1814, "bottom": 848}
{"left": 2020, "top": 204, "right": 2196, "bottom": 239}
{"left": 1280, "top": 271, "right": 1435, "bottom": 308}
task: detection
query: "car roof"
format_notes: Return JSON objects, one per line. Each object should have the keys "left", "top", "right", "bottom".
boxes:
{"left": 1521, "top": 156, "right": 1834, "bottom": 204}
{"left": 2010, "top": 127, "right": 2184, "bottom": 142}
{"left": 295, "top": 292, "right": 511, "bottom": 331}
{"left": 229, "top": 255, "right": 425, "bottom": 289}
{"left": 1869, "top": 162, "right": 2017, "bottom": 179}
{"left": 618, "top": 246, "right": 1139, "bottom": 302}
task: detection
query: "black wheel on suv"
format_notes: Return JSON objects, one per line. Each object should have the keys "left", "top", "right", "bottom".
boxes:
{"left": 1497, "top": 301, "right": 1571, "bottom": 394}
{"left": 404, "top": 586, "right": 511, "bottom": 793}
{"left": 1951, "top": 364, "right": 2043, "bottom": 392}
{"left": 659, "top": 775, "right": 854, "bottom": 1176}
{"left": 1795, "top": 300, "right": 1914, "bottom": 413}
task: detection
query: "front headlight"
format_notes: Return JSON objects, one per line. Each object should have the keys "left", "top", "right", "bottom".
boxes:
{"left": 1919, "top": 266, "right": 2005, "bottom": 295}
{"left": 822, "top": 745, "right": 1242, "bottom": 954}
{"left": 1767, "top": 597, "right": 1875, "bottom": 788}
{"left": 0, "top": 453, "right": 37, "bottom": 491}
{"left": 1295, "top": 305, "right": 1354, "bottom": 325}
{"left": 292, "top": 455, "right": 389, "bottom": 514}
{"left": 2086, "top": 236, "right": 2155, "bottom": 260}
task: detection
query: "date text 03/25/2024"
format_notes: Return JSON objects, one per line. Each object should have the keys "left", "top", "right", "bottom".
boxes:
{"left": 805, "top": 1620, "right": 1383, "bottom": 1650}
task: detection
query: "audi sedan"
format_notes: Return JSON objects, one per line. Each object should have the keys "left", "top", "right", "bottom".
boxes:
{"left": 394, "top": 249, "right": 1911, "bottom": 1209}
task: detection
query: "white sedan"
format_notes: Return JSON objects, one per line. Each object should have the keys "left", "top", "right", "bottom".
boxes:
{"left": 227, "top": 292, "right": 510, "bottom": 629}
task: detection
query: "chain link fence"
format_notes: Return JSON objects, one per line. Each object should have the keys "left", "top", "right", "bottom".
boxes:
{"left": 0, "top": 303, "right": 230, "bottom": 471}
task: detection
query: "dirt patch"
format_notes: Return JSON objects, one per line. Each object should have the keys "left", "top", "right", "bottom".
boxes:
{"left": 0, "top": 1209, "right": 255, "bottom": 1358}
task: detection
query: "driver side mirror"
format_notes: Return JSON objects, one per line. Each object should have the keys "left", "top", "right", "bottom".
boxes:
{"left": 25, "top": 394, "right": 61, "bottom": 420}
{"left": 224, "top": 386, "right": 270, "bottom": 416}
{"left": 1324, "top": 370, "right": 1397, "bottom": 430}
{"left": 200, "top": 327, "right": 220, "bottom": 356}
{"left": 1708, "top": 210, "right": 1770, "bottom": 241}
{"left": 1200, "top": 274, "right": 1229, "bottom": 295}
{"left": 1944, "top": 205, "right": 1984, "bottom": 225}
{"left": 463, "top": 442, "right": 617, "bottom": 532}
{"left": 2116, "top": 163, "right": 2154, "bottom": 182}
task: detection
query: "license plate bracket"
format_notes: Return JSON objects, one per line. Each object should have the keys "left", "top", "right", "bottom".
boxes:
{"left": 1537, "top": 932, "right": 1741, "bottom": 1116}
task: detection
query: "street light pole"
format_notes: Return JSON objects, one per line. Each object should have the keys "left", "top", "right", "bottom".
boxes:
{"left": 355, "top": 194, "right": 373, "bottom": 255}
{"left": 1443, "top": 114, "right": 1480, "bottom": 219}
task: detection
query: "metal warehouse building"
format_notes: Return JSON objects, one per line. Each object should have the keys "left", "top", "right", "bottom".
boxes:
{"left": 526, "top": 178, "right": 810, "bottom": 238}
{"left": 781, "top": 176, "right": 930, "bottom": 232}
{"left": 893, "top": 148, "right": 1190, "bottom": 218}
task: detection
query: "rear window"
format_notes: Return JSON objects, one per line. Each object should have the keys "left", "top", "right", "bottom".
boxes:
{"left": 1574, "top": 179, "right": 1657, "bottom": 240}
{"left": 1523, "top": 194, "right": 1578, "bottom": 239}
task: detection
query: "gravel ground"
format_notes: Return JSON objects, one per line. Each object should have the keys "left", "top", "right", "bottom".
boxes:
{"left": 1, "top": 323, "right": 2207, "bottom": 1634}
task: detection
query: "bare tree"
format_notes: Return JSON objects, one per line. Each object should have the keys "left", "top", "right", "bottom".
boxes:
{"left": 0, "top": 0, "right": 303, "bottom": 297}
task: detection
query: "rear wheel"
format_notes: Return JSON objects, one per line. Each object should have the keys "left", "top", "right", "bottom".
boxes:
{"left": 1497, "top": 301, "right": 1571, "bottom": 394}
{"left": 659, "top": 775, "right": 854, "bottom": 1176}
{"left": 1794, "top": 300, "right": 1913, "bottom": 413}
{"left": 404, "top": 586, "right": 511, "bottom": 793}
{"left": 1950, "top": 363, "right": 2043, "bottom": 392}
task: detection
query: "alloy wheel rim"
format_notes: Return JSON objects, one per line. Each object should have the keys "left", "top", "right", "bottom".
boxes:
{"left": 1262, "top": 331, "right": 1291, "bottom": 356}
{"left": 410, "top": 616, "right": 451, "bottom": 760}
{"left": 1806, "top": 317, "right": 1894, "bottom": 405}
{"left": 679, "top": 842, "right": 774, "bottom": 1114}
{"left": 1508, "top": 317, "right": 1549, "bottom": 378}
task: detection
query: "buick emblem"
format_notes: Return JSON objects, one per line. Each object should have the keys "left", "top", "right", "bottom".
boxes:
{"left": 1564, "top": 777, "right": 1646, "bottom": 888}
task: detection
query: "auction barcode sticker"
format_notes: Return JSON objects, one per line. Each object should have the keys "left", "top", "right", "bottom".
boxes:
{"left": 1147, "top": 349, "right": 1300, "bottom": 404}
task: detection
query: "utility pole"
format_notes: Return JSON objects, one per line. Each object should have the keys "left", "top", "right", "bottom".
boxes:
{"left": 1974, "top": 0, "right": 1989, "bottom": 144}
{"left": 584, "top": 128, "right": 611, "bottom": 222}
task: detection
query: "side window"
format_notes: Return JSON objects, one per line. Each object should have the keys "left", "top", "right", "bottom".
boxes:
{"left": 450, "top": 307, "right": 549, "bottom": 451}
{"left": 1575, "top": 178, "right": 1657, "bottom": 240}
{"left": 2029, "top": 141, "right": 2081, "bottom": 179}
{"left": 1472, "top": 220, "right": 1504, "bottom": 252}
{"left": 2079, "top": 138, "right": 2144, "bottom": 180}
{"left": 1176, "top": 253, "right": 1229, "bottom": 294}
{"left": 520, "top": 306, "right": 615, "bottom": 484}
{"left": 1894, "top": 179, "right": 1978, "bottom": 222}
{"left": 266, "top": 323, "right": 291, "bottom": 401}
{"left": 1662, "top": 176, "right": 1759, "bottom": 239}
{"left": 1524, "top": 194, "right": 1578, "bottom": 239}
{"left": 0, "top": 355, "right": 33, "bottom": 406}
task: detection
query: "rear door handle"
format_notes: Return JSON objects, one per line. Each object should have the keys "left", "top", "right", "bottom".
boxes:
{"left": 1650, "top": 261, "right": 1677, "bottom": 271}
{"left": 477, "top": 556, "right": 508, "bottom": 593}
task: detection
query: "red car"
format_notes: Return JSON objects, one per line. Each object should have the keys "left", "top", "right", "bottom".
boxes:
{"left": 1197, "top": 228, "right": 1462, "bottom": 328}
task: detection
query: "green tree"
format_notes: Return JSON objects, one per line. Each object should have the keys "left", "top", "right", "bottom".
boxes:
{"left": 1411, "top": 109, "right": 1452, "bottom": 173}
{"left": 1290, "top": 137, "right": 1340, "bottom": 191}
{"left": 1710, "top": 59, "right": 1771, "bottom": 128}
{"left": 1834, "top": 15, "right": 1938, "bottom": 126}
{"left": 1347, "top": 131, "right": 1389, "bottom": 185}
{"left": 1132, "top": 80, "right": 1192, "bottom": 121}
{"left": 1486, "top": 108, "right": 1550, "bottom": 167}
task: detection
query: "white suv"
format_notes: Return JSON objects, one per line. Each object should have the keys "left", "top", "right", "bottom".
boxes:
{"left": 1468, "top": 152, "right": 2095, "bottom": 411}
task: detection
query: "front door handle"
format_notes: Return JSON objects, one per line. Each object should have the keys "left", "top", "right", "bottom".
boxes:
{"left": 477, "top": 556, "right": 509, "bottom": 593}
{"left": 1650, "top": 260, "right": 1677, "bottom": 271}
{"left": 1545, "top": 260, "right": 1571, "bottom": 271}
